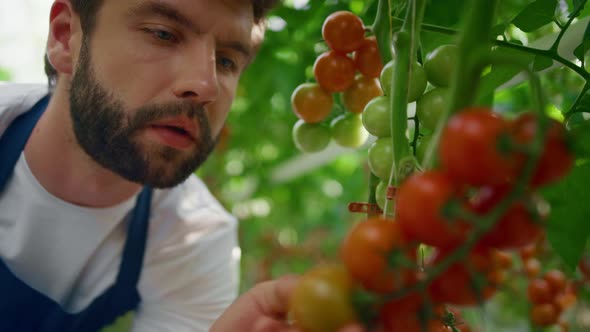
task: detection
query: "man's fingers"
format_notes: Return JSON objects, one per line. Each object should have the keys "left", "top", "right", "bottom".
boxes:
{"left": 250, "top": 274, "right": 300, "bottom": 318}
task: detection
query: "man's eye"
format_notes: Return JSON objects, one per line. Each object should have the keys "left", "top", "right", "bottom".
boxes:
{"left": 217, "top": 57, "right": 237, "bottom": 71}
{"left": 144, "top": 28, "right": 178, "bottom": 43}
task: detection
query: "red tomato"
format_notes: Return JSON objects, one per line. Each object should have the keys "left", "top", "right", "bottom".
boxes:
{"left": 440, "top": 108, "right": 517, "bottom": 186}
{"left": 395, "top": 171, "right": 469, "bottom": 248}
{"left": 341, "top": 217, "right": 416, "bottom": 293}
{"left": 313, "top": 51, "right": 356, "bottom": 92}
{"left": 353, "top": 37, "right": 383, "bottom": 78}
{"left": 428, "top": 250, "right": 498, "bottom": 306}
{"left": 511, "top": 112, "right": 574, "bottom": 187}
{"left": 530, "top": 303, "right": 559, "bottom": 327}
{"left": 290, "top": 83, "right": 333, "bottom": 123}
{"left": 471, "top": 186, "right": 543, "bottom": 250}
{"left": 527, "top": 278, "right": 554, "bottom": 304}
{"left": 381, "top": 308, "right": 453, "bottom": 332}
{"left": 322, "top": 11, "right": 366, "bottom": 53}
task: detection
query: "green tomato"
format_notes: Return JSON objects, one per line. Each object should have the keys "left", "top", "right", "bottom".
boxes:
{"left": 362, "top": 96, "right": 391, "bottom": 137}
{"left": 424, "top": 44, "right": 457, "bottom": 87}
{"left": 416, "top": 87, "right": 450, "bottom": 132}
{"left": 330, "top": 113, "right": 369, "bottom": 148}
{"left": 375, "top": 180, "right": 395, "bottom": 214}
{"left": 368, "top": 137, "right": 394, "bottom": 180}
{"left": 379, "top": 60, "right": 427, "bottom": 102}
{"left": 292, "top": 120, "right": 331, "bottom": 153}
{"left": 415, "top": 134, "right": 433, "bottom": 163}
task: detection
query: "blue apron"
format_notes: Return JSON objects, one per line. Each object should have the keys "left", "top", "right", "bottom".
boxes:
{"left": 0, "top": 95, "right": 152, "bottom": 331}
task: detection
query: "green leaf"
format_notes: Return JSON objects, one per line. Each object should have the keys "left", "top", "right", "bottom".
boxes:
{"left": 570, "top": 89, "right": 590, "bottom": 115}
{"left": 491, "top": 23, "right": 507, "bottom": 37}
{"left": 475, "top": 44, "right": 535, "bottom": 103}
{"left": 512, "top": 0, "right": 558, "bottom": 32}
{"left": 573, "top": 21, "right": 590, "bottom": 63}
{"left": 542, "top": 163, "right": 590, "bottom": 271}
{"left": 532, "top": 55, "right": 554, "bottom": 71}
{"left": 568, "top": 0, "right": 590, "bottom": 18}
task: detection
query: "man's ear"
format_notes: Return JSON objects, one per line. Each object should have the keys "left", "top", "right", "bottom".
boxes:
{"left": 46, "top": 0, "right": 82, "bottom": 76}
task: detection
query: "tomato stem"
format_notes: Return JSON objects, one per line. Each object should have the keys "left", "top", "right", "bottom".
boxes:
{"left": 371, "top": 0, "right": 393, "bottom": 64}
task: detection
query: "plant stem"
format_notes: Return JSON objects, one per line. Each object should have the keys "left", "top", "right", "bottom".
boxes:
{"left": 550, "top": 0, "right": 588, "bottom": 52}
{"left": 565, "top": 82, "right": 590, "bottom": 118}
{"left": 422, "top": 0, "right": 498, "bottom": 169}
{"left": 371, "top": 0, "right": 393, "bottom": 64}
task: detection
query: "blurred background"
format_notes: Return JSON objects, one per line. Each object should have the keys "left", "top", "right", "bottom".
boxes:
{"left": 2, "top": 0, "right": 590, "bottom": 331}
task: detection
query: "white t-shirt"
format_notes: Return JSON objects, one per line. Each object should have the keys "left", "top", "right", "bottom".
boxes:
{"left": 0, "top": 83, "right": 240, "bottom": 331}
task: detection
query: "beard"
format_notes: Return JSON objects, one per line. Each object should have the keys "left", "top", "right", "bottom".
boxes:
{"left": 68, "top": 37, "right": 217, "bottom": 188}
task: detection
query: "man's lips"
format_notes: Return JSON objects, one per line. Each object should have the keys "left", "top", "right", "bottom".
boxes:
{"left": 147, "top": 116, "right": 198, "bottom": 150}
{"left": 151, "top": 117, "right": 198, "bottom": 140}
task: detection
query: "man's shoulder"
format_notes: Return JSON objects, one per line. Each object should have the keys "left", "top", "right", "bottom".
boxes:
{"left": 0, "top": 83, "right": 49, "bottom": 136}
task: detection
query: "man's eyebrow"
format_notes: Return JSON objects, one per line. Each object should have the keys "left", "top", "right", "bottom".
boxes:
{"left": 126, "top": 0, "right": 201, "bottom": 34}
{"left": 127, "top": 0, "right": 253, "bottom": 60}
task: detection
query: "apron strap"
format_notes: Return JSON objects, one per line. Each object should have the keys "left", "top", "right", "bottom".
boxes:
{"left": 0, "top": 96, "right": 49, "bottom": 193}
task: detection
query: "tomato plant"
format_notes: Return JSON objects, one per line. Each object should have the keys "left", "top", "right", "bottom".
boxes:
{"left": 415, "top": 88, "right": 450, "bottom": 132}
{"left": 423, "top": 44, "right": 458, "bottom": 88}
{"left": 362, "top": 96, "right": 391, "bottom": 137}
{"left": 368, "top": 137, "right": 394, "bottom": 181}
{"left": 354, "top": 37, "right": 384, "bottom": 79}
{"left": 380, "top": 60, "right": 427, "bottom": 102}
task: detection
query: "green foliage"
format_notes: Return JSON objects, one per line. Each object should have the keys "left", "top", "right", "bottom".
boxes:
{"left": 543, "top": 163, "right": 590, "bottom": 271}
{"left": 512, "top": 0, "right": 558, "bottom": 33}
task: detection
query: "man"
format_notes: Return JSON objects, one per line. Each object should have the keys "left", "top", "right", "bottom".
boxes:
{"left": 0, "top": 0, "right": 314, "bottom": 330}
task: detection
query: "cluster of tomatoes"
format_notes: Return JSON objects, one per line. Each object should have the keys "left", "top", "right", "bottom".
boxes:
{"left": 290, "top": 11, "right": 383, "bottom": 153}
{"left": 288, "top": 109, "right": 576, "bottom": 331}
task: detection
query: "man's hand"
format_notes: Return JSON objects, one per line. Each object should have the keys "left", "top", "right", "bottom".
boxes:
{"left": 209, "top": 275, "right": 365, "bottom": 332}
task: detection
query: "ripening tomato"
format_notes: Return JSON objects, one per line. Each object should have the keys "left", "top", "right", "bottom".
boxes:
{"left": 544, "top": 270, "right": 567, "bottom": 294}
{"left": 440, "top": 108, "right": 518, "bottom": 186}
{"left": 322, "top": 11, "right": 366, "bottom": 54}
{"left": 428, "top": 249, "right": 498, "bottom": 306}
{"left": 291, "top": 83, "right": 333, "bottom": 123}
{"left": 380, "top": 306, "right": 453, "bottom": 332}
{"left": 341, "top": 217, "right": 416, "bottom": 293}
{"left": 527, "top": 278, "right": 554, "bottom": 304}
{"left": 471, "top": 186, "right": 543, "bottom": 250}
{"left": 511, "top": 112, "right": 574, "bottom": 187}
{"left": 342, "top": 76, "right": 383, "bottom": 114}
{"left": 395, "top": 171, "right": 469, "bottom": 248}
{"left": 314, "top": 51, "right": 356, "bottom": 92}
{"left": 289, "top": 264, "right": 358, "bottom": 332}
{"left": 354, "top": 36, "right": 383, "bottom": 78}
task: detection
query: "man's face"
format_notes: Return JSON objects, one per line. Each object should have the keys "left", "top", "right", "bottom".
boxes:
{"left": 68, "top": 0, "right": 255, "bottom": 188}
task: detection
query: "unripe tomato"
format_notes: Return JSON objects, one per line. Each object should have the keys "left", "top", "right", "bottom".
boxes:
{"left": 289, "top": 264, "right": 358, "bottom": 332}
{"left": 314, "top": 51, "right": 356, "bottom": 92}
{"left": 292, "top": 120, "right": 331, "bottom": 153}
{"left": 424, "top": 44, "right": 458, "bottom": 87}
{"left": 322, "top": 11, "right": 366, "bottom": 54}
{"left": 354, "top": 36, "right": 384, "bottom": 78}
{"left": 416, "top": 135, "right": 433, "bottom": 163}
{"left": 341, "top": 217, "right": 415, "bottom": 293}
{"left": 330, "top": 113, "right": 369, "bottom": 148}
{"left": 395, "top": 171, "right": 469, "bottom": 248}
{"left": 416, "top": 88, "right": 450, "bottom": 131}
{"left": 380, "top": 60, "right": 427, "bottom": 102}
{"left": 362, "top": 96, "right": 391, "bottom": 137}
{"left": 342, "top": 76, "right": 383, "bottom": 114}
{"left": 368, "top": 137, "right": 394, "bottom": 181}
{"left": 291, "top": 83, "right": 333, "bottom": 123}
{"left": 440, "top": 108, "right": 518, "bottom": 186}
{"left": 511, "top": 112, "right": 574, "bottom": 187}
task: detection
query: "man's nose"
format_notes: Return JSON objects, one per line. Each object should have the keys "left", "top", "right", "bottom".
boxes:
{"left": 172, "top": 42, "right": 219, "bottom": 104}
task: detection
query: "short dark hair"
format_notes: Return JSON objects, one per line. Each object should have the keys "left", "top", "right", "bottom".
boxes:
{"left": 44, "top": 0, "right": 279, "bottom": 88}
